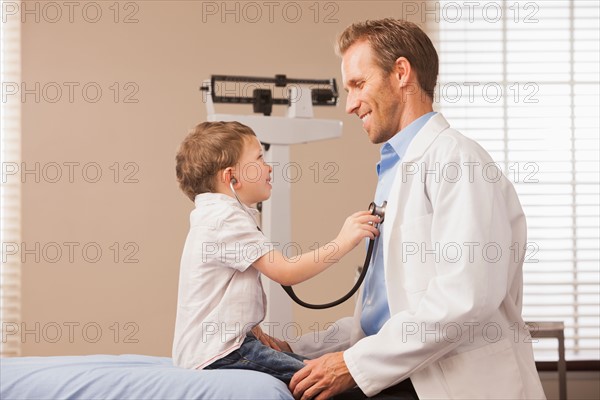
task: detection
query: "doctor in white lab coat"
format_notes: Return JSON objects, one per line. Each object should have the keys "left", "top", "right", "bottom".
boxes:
{"left": 283, "top": 19, "right": 547, "bottom": 400}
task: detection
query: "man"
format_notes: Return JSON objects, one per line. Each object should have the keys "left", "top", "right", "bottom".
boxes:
{"left": 259, "top": 18, "right": 546, "bottom": 399}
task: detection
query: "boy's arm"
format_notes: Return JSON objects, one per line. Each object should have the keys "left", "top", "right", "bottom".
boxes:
{"left": 252, "top": 211, "right": 380, "bottom": 286}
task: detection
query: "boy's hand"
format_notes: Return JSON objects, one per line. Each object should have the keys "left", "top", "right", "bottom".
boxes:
{"left": 335, "top": 210, "right": 380, "bottom": 253}
{"left": 251, "top": 325, "right": 292, "bottom": 353}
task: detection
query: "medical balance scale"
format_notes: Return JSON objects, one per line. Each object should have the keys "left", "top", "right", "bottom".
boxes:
{"left": 201, "top": 75, "right": 385, "bottom": 336}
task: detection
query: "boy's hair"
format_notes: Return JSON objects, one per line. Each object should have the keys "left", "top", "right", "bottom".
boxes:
{"left": 335, "top": 18, "right": 439, "bottom": 100}
{"left": 176, "top": 121, "right": 257, "bottom": 201}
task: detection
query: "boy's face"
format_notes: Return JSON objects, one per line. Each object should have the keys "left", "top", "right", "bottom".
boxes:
{"left": 234, "top": 136, "right": 272, "bottom": 205}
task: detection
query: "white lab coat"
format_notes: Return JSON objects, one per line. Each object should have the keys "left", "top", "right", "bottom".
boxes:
{"left": 291, "top": 113, "right": 546, "bottom": 399}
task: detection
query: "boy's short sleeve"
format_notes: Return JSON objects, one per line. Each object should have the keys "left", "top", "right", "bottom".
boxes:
{"left": 214, "top": 208, "right": 272, "bottom": 272}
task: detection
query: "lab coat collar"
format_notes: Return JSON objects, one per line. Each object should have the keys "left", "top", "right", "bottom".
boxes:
{"left": 382, "top": 112, "right": 450, "bottom": 291}
{"left": 402, "top": 113, "right": 450, "bottom": 164}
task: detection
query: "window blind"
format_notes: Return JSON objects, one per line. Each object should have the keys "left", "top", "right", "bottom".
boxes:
{"left": 0, "top": 0, "right": 22, "bottom": 357}
{"left": 431, "top": 0, "right": 599, "bottom": 360}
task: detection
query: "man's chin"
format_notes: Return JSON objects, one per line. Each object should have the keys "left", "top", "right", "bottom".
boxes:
{"left": 366, "top": 130, "right": 386, "bottom": 145}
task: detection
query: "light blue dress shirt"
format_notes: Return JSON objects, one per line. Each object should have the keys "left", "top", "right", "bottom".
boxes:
{"left": 360, "top": 112, "right": 437, "bottom": 336}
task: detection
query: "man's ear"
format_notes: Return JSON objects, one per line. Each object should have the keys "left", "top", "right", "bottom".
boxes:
{"left": 393, "top": 56, "right": 412, "bottom": 89}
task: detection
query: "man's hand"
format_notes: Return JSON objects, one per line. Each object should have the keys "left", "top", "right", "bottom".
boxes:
{"left": 251, "top": 325, "right": 292, "bottom": 353}
{"left": 289, "top": 352, "right": 356, "bottom": 400}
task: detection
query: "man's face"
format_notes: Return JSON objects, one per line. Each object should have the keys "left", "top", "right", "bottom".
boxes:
{"left": 342, "top": 41, "right": 403, "bottom": 144}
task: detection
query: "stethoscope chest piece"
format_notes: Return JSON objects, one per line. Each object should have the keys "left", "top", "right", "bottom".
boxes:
{"left": 369, "top": 201, "right": 387, "bottom": 225}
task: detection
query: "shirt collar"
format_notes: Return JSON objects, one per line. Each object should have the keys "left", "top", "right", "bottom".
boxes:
{"left": 194, "top": 192, "right": 260, "bottom": 216}
{"left": 195, "top": 192, "right": 237, "bottom": 205}
{"left": 388, "top": 111, "right": 437, "bottom": 157}
{"left": 376, "top": 112, "right": 437, "bottom": 175}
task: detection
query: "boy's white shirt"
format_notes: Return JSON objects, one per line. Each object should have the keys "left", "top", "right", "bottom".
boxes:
{"left": 172, "top": 193, "right": 271, "bottom": 369}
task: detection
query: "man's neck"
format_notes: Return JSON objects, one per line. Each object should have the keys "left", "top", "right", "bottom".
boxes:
{"left": 399, "top": 102, "right": 434, "bottom": 132}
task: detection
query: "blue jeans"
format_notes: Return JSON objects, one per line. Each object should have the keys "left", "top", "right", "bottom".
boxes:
{"left": 204, "top": 333, "right": 308, "bottom": 383}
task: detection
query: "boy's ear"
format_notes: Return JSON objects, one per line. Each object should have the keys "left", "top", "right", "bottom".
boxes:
{"left": 222, "top": 167, "right": 236, "bottom": 186}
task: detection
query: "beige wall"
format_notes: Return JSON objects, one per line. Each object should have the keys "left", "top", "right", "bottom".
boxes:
{"left": 10, "top": 3, "right": 598, "bottom": 398}
{"left": 15, "top": 1, "right": 419, "bottom": 357}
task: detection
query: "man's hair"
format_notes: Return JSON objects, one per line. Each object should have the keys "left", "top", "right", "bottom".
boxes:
{"left": 336, "top": 18, "right": 439, "bottom": 100}
{"left": 176, "top": 121, "right": 256, "bottom": 201}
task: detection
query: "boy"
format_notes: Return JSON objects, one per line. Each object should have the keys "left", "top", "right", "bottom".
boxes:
{"left": 172, "top": 121, "right": 379, "bottom": 383}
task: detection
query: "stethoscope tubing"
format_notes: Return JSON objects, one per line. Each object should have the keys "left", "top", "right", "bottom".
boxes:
{"left": 281, "top": 233, "right": 377, "bottom": 309}
{"left": 281, "top": 201, "right": 385, "bottom": 309}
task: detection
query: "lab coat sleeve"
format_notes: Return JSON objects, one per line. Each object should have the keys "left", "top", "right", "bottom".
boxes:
{"left": 289, "top": 316, "right": 354, "bottom": 359}
{"left": 343, "top": 140, "right": 516, "bottom": 396}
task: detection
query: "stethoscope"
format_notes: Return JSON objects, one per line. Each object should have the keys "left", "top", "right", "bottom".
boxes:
{"left": 230, "top": 178, "right": 386, "bottom": 309}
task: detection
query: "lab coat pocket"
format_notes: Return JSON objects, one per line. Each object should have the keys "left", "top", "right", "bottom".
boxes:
{"left": 399, "top": 213, "right": 435, "bottom": 293}
{"left": 438, "top": 339, "right": 526, "bottom": 399}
